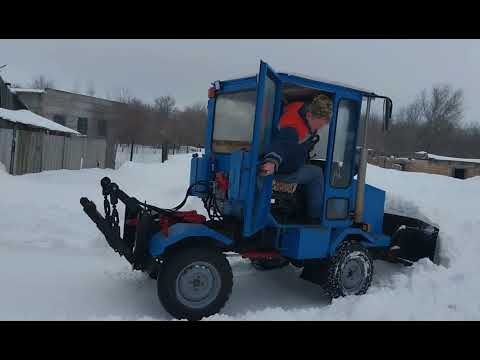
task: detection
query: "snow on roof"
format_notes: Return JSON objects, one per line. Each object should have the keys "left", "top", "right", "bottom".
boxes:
{"left": 0, "top": 108, "right": 79, "bottom": 135}
{"left": 415, "top": 151, "right": 480, "bottom": 164}
{"left": 9, "top": 88, "right": 45, "bottom": 94}
{"left": 428, "top": 153, "right": 480, "bottom": 164}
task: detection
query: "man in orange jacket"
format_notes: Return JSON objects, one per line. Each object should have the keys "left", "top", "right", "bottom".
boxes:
{"left": 259, "top": 94, "right": 333, "bottom": 222}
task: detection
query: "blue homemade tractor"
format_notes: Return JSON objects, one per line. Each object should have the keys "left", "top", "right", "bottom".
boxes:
{"left": 80, "top": 61, "right": 439, "bottom": 320}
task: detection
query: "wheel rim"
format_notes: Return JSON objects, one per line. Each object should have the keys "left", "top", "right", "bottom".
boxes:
{"left": 340, "top": 251, "right": 369, "bottom": 295}
{"left": 175, "top": 261, "right": 222, "bottom": 309}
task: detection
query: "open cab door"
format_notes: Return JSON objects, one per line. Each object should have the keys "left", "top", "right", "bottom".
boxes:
{"left": 243, "top": 61, "right": 283, "bottom": 237}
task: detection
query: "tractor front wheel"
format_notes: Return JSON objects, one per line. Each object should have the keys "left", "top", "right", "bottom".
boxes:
{"left": 324, "top": 241, "right": 373, "bottom": 299}
{"left": 157, "top": 246, "right": 233, "bottom": 321}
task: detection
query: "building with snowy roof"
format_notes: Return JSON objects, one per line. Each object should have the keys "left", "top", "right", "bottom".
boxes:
{"left": 0, "top": 76, "right": 107, "bottom": 175}
{"left": 369, "top": 150, "right": 480, "bottom": 179}
{"left": 10, "top": 87, "right": 125, "bottom": 138}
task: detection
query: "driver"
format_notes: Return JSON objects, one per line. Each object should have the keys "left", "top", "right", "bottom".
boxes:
{"left": 259, "top": 94, "right": 333, "bottom": 224}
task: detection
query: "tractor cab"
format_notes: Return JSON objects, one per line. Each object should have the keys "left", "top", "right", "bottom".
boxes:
{"left": 191, "top": 61, "right": 393, "bottom": 237}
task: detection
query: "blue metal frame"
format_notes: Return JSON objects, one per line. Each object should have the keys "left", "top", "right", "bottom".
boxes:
{"left": 204, "top": 98, "right": 216, "bottom": 159}
{"left": 329, "top": 227, "right": 390, "bottom": 256}
{"left": 149, "top": 223, "right": 234, "bottom": 257}
{"left": 243, "top": 61, "right": 283, "bottom": 237}
{"left": 321, "top": 94, "right": 363, "bottom": 229}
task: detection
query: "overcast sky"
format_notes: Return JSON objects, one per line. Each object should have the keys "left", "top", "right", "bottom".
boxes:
{"left": 1, "top": 39, "right": 479, "bottom": 123}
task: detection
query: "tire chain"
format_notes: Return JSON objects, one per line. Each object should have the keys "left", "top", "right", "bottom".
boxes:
{"left": 325, "top": 240, "right": 374, "bottom": 299}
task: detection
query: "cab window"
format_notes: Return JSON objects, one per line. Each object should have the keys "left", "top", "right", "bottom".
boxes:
{"left": 212, "top": 91, "right": 257, "bottom": 153}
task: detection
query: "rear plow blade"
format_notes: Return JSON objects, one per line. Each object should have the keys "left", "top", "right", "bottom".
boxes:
{"left": 383, "top": 212, "right": 439, "bottom": 265}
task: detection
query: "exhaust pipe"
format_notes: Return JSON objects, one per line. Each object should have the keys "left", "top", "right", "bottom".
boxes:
{"left": 354, "top": 97, "right": 372, "bottom": 224}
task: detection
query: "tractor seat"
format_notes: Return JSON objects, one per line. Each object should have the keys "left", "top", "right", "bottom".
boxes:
{"left": 271, "top": 180, "right": 305, "bottom": 222}
{"left": 272, "top": 180, "right": 297, "bottom": 194}
{"left": 271, "top": 180, "right": 298, "bottom": 203}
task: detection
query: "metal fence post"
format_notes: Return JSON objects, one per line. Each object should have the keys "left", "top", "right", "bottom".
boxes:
{"left": 9, "top": 125, "right": 16, "bottom": 175}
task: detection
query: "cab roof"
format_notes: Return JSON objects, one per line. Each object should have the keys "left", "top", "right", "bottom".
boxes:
{"left": 217, "top": 71, "right": 377, "bottom": 97}
{"left": 279, "top": 72, "right": 376, "bottom": 96}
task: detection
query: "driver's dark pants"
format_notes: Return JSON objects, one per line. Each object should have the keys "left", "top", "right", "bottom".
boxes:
{"left": 274, "top": 164, "right": 324, "bottom": 219}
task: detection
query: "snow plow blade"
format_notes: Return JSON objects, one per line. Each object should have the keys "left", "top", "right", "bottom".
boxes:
{"left": 80, "top": 197, "right": 135, "bottom": 264}
{"left": 383, "top": 212, "right": 439, "bottom": 265}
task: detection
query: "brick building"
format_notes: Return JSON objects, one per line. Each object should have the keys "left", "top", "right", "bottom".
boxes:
{"left": 0, "top": 76, "right": 27, "bottom": 110}
{"left": 10, "top": 87, "right": 131, "bottom": 168}
{"left": 11, "top": 88, "right": 125, "bottom": 137}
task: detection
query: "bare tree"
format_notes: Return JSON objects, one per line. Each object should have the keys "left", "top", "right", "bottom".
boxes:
{"left": 109, "top": 92, "right": 169, "bottom": 147}
{"left": 30, "top": 75, "right": 55, "bottom": 89}
{"left": 72, "top": 79, "right": 81, "bottom": 93}
{"left": 116, "top": 87, "right": 135, "bottom": 104}
{"left": 367, "top": 84, "right": 469, "bottom": 159}
{"left": 104, "top": 91, "right": 206, "bottom": 166}
{"left": 104, "top": 89, "right": 114, "bottom": 100}
{"left": 365, "top": 114, "right": 385, "bottom": 154}
{"left": 417, "top": 84, "right": 463, "bottom": 154}
{"left": 382, "top": 102, "right": 423, "bottom": 155}
{"left": 86, "top": 80, "right": 96, "bottom": 96}
{"left": 154, "top": 95, "right": 177, "bottom": 118}
{"left": 174, "top": 102, "right": 208, "bottom": 146}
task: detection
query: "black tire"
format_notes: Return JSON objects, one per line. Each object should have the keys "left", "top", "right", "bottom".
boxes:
{"left": 147, "top": 260, "right": 161, "bottom": 280}
{"left": 148, "top": 269, "right": 158, "bottom": 280}
{"left": 324, "top": 241, "right": 373, "bottom": 299}
{"left": 157, "top": 246, "right": 233, "bottom": 321}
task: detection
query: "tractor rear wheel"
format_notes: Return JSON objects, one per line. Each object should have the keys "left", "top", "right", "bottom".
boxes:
{"left": 148, "top": 269, "right": 159, "bottom": 279}
{"left": 157, "top": 246, "right": 233, "bottom": 321}
{"left": 324, "top": 241, "right": 373, "bottom": 299}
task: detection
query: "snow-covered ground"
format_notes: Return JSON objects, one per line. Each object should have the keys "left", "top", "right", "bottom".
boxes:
{"left": 0, "top": 155, "right": 479, "bottom": 320}
{"left": 114, "top": 145, "right": 202, "bottom": 169}
{"left": 115, "top": 145, "right": 164, "bottom": 169}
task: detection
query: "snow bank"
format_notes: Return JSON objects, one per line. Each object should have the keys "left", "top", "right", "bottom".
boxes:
{"left": 0, "top": 161, "right": 6, "bottom": 174}
{"left": 10, "top": 88, "right": 45, "bottom": 94}
{"left": 0, "top": 154, "right": 479, "bottom": 320}
{"left": 0, "top": 154, "right": 204, "bottom": 250}
{"left": 207, "top": 164, "right": 480, "bottom": 321}
{"left": 115, "top": 145, "right": 164, "bottom": 169}
{"left": 367, "top": 165, "right": 480, "bottom": 268}
{"left": 114, "top": 145, "right": 202, "bottom": 169}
